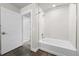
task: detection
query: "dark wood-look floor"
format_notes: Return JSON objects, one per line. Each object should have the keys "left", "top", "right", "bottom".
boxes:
{"left": 31, "top": 50, "right": 56, "bottom": 56}
{"left": 0, "top": 44, "right": 56, "bottom": 56}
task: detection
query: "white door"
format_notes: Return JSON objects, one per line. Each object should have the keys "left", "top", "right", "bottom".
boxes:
{"left": 23, "top": 15, "right": 31, "bottom": 43}
{"left": 1, "top": 7, "right": 22, "bottom": 54}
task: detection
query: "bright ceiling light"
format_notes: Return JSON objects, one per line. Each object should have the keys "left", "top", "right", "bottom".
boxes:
{"left": 52, "top": 4, "right": 56, "bottom": 7}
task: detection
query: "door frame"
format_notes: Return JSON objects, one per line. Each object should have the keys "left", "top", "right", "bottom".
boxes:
{"left": 21, "top": 9, "right": 32, "bottom": 49}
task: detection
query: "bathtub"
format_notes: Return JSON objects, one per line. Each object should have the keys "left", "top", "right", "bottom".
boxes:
{"left": 39, "top": 38, "right": 76, "bottom": 56}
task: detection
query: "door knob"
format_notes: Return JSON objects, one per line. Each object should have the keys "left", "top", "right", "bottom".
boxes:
{"left": 2, "top": 32, "right": 6, "bottom": 35}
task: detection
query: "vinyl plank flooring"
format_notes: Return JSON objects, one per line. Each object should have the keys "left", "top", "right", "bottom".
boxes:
{"left": 31, "top": 50, "right": 56, "bottom": 56}
{"left": 0, "top": 44, "right": 56, "bottom": 56}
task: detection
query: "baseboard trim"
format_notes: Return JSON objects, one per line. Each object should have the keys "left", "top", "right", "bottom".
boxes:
{"left": 31, "top": 48, "right": 39, "bottom": 52}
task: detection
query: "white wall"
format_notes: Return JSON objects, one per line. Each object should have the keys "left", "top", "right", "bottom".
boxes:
{"left": 43, "top": 5, "right": 69, "bottom": 41}
{"left": 39, "top": 8, "right": 45, "bottom": 40}
{"left": 21, "top": 4, "right": 33, "bottom": 15}
{"left": 68, "top": 4, "right": 76, "bottom": 48}
{"left": 23, "top": 16, "right": 31, "bottom": 43}
{"left": 0, "top": 9, "right": 1, "bottom": 50}
{"left": 31, "top": 4, "right": 39, "bottom": 51}
{"left": 77, "top": 4, "right": 79, "bottom": 56}
{"left": 0, "top": 3, "right": 19, "bottom": 13}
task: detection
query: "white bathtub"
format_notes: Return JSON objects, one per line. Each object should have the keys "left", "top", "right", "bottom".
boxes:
{"left": 39, "top": 38, "right": 76, "bottom": 56}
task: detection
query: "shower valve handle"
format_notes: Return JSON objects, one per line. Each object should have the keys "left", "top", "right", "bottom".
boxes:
{"left": 41, "top": 33, "right": 44, "bottom": 38}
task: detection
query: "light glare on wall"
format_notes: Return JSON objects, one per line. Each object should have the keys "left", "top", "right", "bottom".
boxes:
{"left": 52, "top": 4, "right": 56, "bottom": 7}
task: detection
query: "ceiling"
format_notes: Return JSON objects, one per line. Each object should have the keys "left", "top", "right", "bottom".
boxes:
{"left": 10, "top": 3, "right": 69, "bottom": 12}
{"left": 39, "top": 3, "right": 69, "bottom": 12}
{"left": 10, "top": 3, "right": 31, "bottom": 9}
